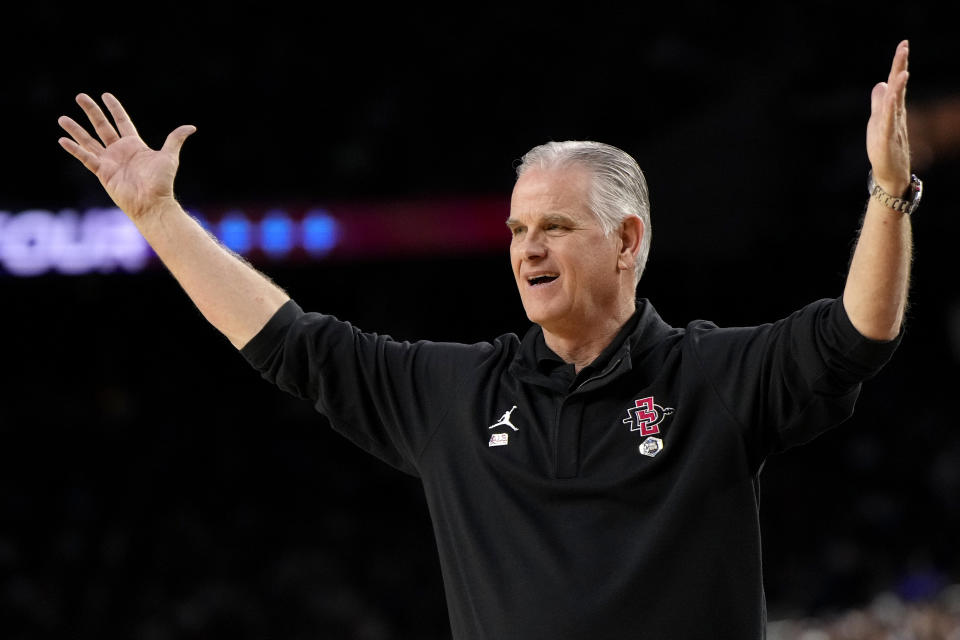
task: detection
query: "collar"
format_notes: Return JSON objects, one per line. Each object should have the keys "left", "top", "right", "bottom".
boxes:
{"left": 510, "top": 298, "right": 676, "bottom": 393}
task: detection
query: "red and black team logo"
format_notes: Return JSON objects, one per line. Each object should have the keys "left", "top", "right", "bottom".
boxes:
{"left": 622, "top": 396, "right": 674, "bottom": 436}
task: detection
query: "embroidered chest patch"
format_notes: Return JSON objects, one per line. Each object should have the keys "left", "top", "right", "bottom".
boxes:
{"left": 622, "top": 396, "right": 675, "bottom": 436}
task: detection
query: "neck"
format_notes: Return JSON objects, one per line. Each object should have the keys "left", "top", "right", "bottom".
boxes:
{"left": 542, "top": 300, "right": 636, "bottom": 373}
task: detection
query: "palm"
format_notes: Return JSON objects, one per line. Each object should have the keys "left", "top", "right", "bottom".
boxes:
{"left": 58, "top": 93, "right": 195, "bottom": 220}
{"left": 98, "top": 137, "right": 178, "bottom": 213}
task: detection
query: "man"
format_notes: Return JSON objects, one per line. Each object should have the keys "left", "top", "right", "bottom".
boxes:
{"left": 58, "top": 41, "right": 915, "bottom": 639}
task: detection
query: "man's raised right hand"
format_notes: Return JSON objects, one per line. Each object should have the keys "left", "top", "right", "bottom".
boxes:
{"left": 58, "top": 93, "right": 196, "bottom": 221}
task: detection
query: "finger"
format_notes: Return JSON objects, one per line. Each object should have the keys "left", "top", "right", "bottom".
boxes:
{"left": 58, "top": 137, "right": 101, "bottom": 174}
{"left": 899, "top": 69, "right": 909, "bottom": 113}
{"left": 898, "top": 42, "right": 910, "bottom": 114}
{"left": 161, "top": 124, "right": 197, "bottom": 157}
{"left": 883, "top": 80, "right": 900, "bottom": 135}
{"left": 57, "top": 115, "right": 105, "bottom": 154}
{"left": 886, "top": 70, "right": 909, "bottom": 123}
{"left": 871, "top": 81, "right": 897, "bottom": 138}
{"left": 75, "top": 93, "right": 120, "bottom": 146}
{"left": 871, "top": 82, "right": 888, "bottom": 117}
{"left": 887, "top": 40, "right": 909, "bottom": 86}
{"left": 892, "top": 71, "right": 910, "bottom": 140}
{"left": 101, "top": 92, "right": 139, "bottom": 138}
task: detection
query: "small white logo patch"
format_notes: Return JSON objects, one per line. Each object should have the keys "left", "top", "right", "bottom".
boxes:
{"left": 639, "top": 436, "right": 663, "bottom": 457}
{"left": 489, "top": 405, "right": 519, "bottom": 431}
{"left": 489, "top": 433, "right": 510, "bottom": 447}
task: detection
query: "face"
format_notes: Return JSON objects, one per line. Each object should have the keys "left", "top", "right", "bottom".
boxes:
{"left": 508, "top": 166, "right": 626, "bottom": 336}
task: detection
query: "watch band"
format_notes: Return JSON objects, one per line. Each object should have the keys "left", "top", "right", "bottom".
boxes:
{"left": 867, "top": 170, "right": 923, "bottom": 214}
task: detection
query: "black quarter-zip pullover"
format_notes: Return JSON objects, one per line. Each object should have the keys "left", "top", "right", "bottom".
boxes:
{"left": 242, "top": 297, "right": 900, "bottom": 640}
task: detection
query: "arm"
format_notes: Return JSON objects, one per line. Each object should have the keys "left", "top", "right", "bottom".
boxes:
{"left": 58, "top": 93, "right": 289, "bottom": 349}
{"left": 242, "top": 302, "right": 500, "bottom": 476}
{"left": 842, "top": 40, "right": 914, "bottom": 341}
{"left": 692, "top": 297, "right": 902, "bottom": 470}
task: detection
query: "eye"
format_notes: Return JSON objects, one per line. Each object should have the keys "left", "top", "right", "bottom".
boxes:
{"left": 510, "top": 226, "right": 525, "bottom": 237}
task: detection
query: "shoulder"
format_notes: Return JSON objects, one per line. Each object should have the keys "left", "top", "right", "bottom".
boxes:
{"left": 680, "top": 297, "right": 901, "bottom": 382}
{"left": 242, "top": 298, "right": 521, "bottom": 369}
{"left": 681, "top": 298, "right": 838, "bottom": 347}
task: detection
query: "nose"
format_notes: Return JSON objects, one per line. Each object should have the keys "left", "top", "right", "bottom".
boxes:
{"left": 516, "top": 228, "right": 546, "bottom": 261}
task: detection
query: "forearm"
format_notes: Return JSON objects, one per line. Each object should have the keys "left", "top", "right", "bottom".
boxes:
{"left": 842, "top": 198, "right": 912, "bottom": 341}
{"left": 135, "top": 198, "right": 290, "bottom": 349}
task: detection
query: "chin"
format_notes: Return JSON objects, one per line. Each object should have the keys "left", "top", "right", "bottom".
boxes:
{"left": 522, "top": 302, "right": 567, "bottom": 330}
{"left": 521, "top": 303, "right": 546, "bottom": 326}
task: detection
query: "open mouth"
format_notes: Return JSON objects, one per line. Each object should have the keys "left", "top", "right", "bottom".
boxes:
{"left": 528, "top": 275, "right": 559, "bottom": 286}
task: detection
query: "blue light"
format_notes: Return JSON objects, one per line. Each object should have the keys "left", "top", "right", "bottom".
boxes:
{"left": 219, "top": 213, "right": 251, "bottom": 254}
{"left": 302, "top": 210, "right": 338, "bottom": 255}
{"left": 260, "top": 210, "right": 294, "bottom": 256}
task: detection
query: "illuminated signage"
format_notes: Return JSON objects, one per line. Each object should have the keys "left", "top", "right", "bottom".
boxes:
{"left": 0, "top": 197, "right": 508, "bottom": 277}
{"left": 0, "top": 208, "right": 149, "bottom": 277}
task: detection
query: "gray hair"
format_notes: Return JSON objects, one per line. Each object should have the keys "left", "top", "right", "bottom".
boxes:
{"left": 515, "top": 140, "right": 651, "bottom": 284}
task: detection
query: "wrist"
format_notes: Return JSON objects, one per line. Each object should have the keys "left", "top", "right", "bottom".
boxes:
{"left": 876, "top": 177, "right": 910, "bottom": 197}
{"left": 867, "top": 170, "right": 923, "bottom": 215}
{"left": 133, "top": 195, "right": 180, "bottom": 222}
{"left": 131, "top": 197, "right": 186, "bottom": 238}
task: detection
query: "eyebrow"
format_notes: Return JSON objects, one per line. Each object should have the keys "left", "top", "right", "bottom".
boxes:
{"left": 505, "top": 213, "right": 579, "bottom": 229}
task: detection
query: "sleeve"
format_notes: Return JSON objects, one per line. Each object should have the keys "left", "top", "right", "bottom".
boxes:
{"left": 689, "top": 297, "right": 902, "bottom": 469}
{"left": 240, "top": 300, "right": 496, "bottom": 477}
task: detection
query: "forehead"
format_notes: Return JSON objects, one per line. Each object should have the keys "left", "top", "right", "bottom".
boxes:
{"left": 509, "top": 166, "right": 594, "bottom": 223}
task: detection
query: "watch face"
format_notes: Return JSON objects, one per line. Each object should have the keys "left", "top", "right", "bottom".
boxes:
{"left": 910, "top": 175, "right": 923, "bottom": 205}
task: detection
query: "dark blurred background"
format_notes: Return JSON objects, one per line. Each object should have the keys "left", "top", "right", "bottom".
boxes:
{"left": 1, "top": 3, "right": 959, "bottom": 638}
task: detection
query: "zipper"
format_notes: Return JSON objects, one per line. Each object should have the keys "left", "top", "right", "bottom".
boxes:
{"left": 571, "top": 355, "right": 625, "bottom": 395}
{"left": 553, "top": 354, "right": 626, "bottom": 478}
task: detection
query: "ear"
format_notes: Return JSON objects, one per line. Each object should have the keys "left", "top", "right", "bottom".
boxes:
{"left": 616, "top": 216, "right": 644, "bottom": 272}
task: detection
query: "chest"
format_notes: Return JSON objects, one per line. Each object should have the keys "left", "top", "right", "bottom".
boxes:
{"left": 425, "top": 355, "right": 746, "bottom": 491}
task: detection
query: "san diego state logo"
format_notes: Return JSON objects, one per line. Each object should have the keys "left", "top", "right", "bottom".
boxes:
{"left": 622, "top": 396, "right": 674, "bottom": 436}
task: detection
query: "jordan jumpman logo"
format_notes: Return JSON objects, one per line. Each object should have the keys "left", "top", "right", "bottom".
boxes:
{"left": 489, "top": 405, "right": 519, "bottom": 431}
